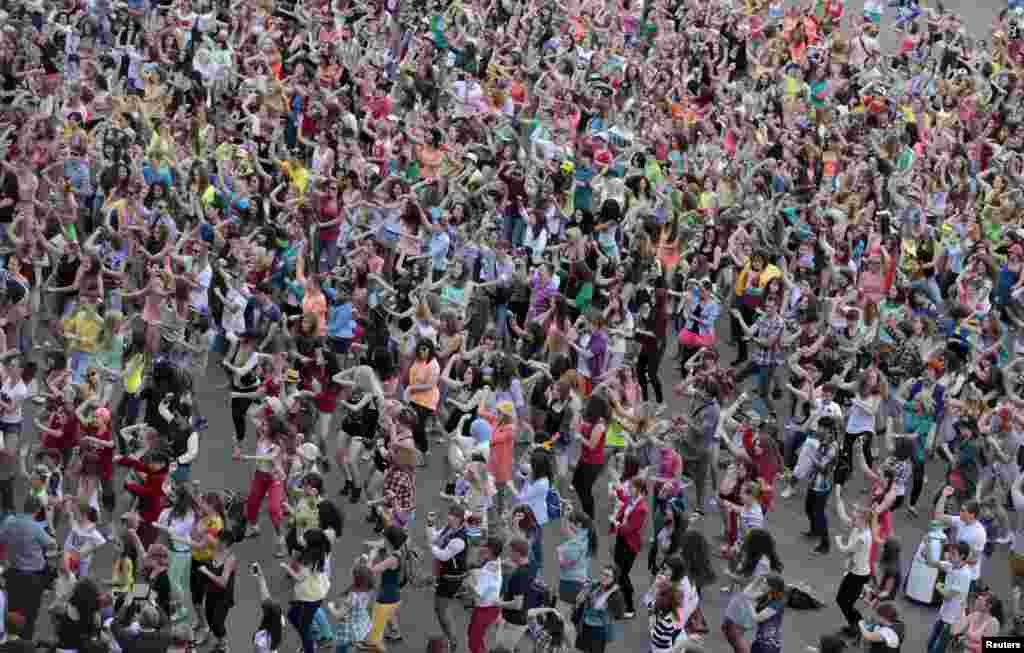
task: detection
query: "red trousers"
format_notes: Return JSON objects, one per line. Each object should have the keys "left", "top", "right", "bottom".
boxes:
{"left": 246, "top": 471, "right": 284, "bottom": 529}
{"left": 467, "top": 606, "right": 502, "bottom": 653}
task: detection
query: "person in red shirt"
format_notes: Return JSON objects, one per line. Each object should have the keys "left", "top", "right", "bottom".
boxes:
{"left": 611, "top": 476, "right": 649, "bottom": 618}
{"left": 34, "top": 396, "right": 79, "bottom": 467}
{"left": 116, "top": 451, "right": 170, "bottom": 551}
{"left": 76, "top": 401, "right": 116, "bottom": 512}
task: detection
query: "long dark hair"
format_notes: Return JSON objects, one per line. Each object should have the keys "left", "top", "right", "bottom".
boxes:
{"left": 298, "top": 529, "right": 331, "bottom": 572}
{"left": 738, "top": 528, "right": 783, "bottom": 577}
{"left": 67, "top": 578, "right": 103, "bottom": 636}
{"left": 678, "top": 531, "right": 717, "bottom": 591}
{"left": 169, "top": 485, "right": 195, "bottom": 520}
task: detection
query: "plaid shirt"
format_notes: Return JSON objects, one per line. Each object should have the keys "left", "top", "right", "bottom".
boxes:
{"left": 751, "top": 314, "right": 786, "bottom": 366}
{"left": 383, "top": 467, "right": 416, "bottom": 513}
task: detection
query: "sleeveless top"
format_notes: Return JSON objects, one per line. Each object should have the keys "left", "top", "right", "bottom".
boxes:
{"left": 378, "top": 565, "right": 401, "bottom": 604}
{"left": 436, "top": 526, "right": 469, "bottom": 580}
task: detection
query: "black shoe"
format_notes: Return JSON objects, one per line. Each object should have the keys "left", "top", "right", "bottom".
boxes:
{"left": 444, "top": 482, "right": 456, "bottom": 496}
{"left": 839, "top": 626, "right": 859, "bottom": 639}
{"left": 339, "top": 480, "right": 352, "bottom": 497}
{"left": 812, "top": 543, "right": 830, "bottom": 555}
{"left": 350, "top": 486, "right": 362, "bottom": 505}
{"left": 801, "top": 531, "right": 816, "bottom": 538}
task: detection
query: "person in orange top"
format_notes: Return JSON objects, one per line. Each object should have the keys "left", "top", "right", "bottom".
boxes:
{"left": 295, "top": 247, "right": 327, "bottom": 337}
{"left": 406, "top": 339, "right": 441, "bottom": 457}
{"left": 416, "top": 128, "right": 446, "bottom": 180}
{"left": 488, "top": 401, "right": 517, "bottom": 514}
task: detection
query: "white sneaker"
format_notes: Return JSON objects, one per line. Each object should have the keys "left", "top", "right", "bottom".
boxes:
{"left": 780, "top": 485, "right": 794, "bottom": 499}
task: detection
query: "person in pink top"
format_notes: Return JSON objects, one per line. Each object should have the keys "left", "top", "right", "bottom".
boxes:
{"left": 953, "top": 591, "right": 1001, "bottom": 653}
{"left": 122, "top": 265, "right": 173, "bottom": 355}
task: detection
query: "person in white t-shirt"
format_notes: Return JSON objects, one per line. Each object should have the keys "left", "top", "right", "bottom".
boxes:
{"left": 834, "top": 499, "right": 874, "bottom": 639}
{"left": 213, "top": 270, "right": 248, "bottom": 341}
{"left": 62, "top": 500, "right": 107, "bottom": 578}
{"left": 925, "top": 540, "right": 972, "bottom": 653}
{"left": 0, "top": 357, "right": 27, "bottom": 514}
{"left": 858, "top": 602, "right": 903, "bottom": 650}
{"left": 935, "top": 487, "right": 987, "bottom": 585}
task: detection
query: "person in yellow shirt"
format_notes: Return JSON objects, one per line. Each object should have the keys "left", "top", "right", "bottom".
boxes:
{"left": 192, "top": 492, "right": 227, "bottom": 644}
{"left": 63, "top": 301, "right": 103, "bottom": 385}
{"left": 732, "top": 252, "right": 782, "bottom": 364}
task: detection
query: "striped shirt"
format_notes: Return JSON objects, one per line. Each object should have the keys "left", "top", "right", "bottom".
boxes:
{"left": 649, "top": 612, "right": 685, "bottom": 653}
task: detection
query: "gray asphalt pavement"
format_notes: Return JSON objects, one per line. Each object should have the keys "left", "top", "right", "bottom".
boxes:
{"left": 22, "top": 1, "right": 1019, "bottom": 651}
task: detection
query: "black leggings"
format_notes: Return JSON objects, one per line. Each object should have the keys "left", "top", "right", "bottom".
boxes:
{"left": 205, "top": 594, "right": 233, "bottom": 639}
{"left": 836, "top": 572, "right": 872, "bottom": 629}
{"left": 412, "top": 404, "right": 433, "bottom": 454}
{"left": 910, "top": 459, "right": 925, "bottom": 507}
{"left": 613, "top": 537, "right": 638, "bottom": 613}
{"left": 637, "top": 346, "right": 665, "bottom": 404}
{"left": 572, "top": 462, "right": 602, "bottom": 519}
{"left": 231, "top": 396, "right": 254, "bottom": 444}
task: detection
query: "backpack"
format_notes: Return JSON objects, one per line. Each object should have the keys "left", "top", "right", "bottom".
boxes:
{"left": 546, "top": 485, "right": 562, "bottom": 521}
{"left": 397, "top": 543, "right": 428, "bottom": 588}
{"left": 786, "top": 584, "right": 825, "bottom": 610}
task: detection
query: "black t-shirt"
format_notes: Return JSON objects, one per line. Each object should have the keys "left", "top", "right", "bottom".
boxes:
{"left": 0, "top": 172, "right": 18, "bottom": 224}
{"left": 501, "top": 567, "right": 531, "bottom": 625}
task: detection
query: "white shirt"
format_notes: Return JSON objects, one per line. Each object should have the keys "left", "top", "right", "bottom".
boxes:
{"left": 948, "top": 516, "right": 987, "bottom": 580}
{"left": 522, "top": 227, "right": 549, "bottom": 265}
{"left": 845, "top": 395, "right": 879, "bottom": 435}
{"left": 514, "top": 477, "right": 550, "bottom": 526}
{"left": 937, "top": 561, "right": 971, "bottom": 623}
{"left": 841, "top": 527, "right": 872, "bottom": 577}
{"left": 158, "top": 510, "right": 197, "bottom": 551}
{"left": 793, "top": 436, "right": 819, "bottom": 481}
{"left": 428, "top": 527, "right": 467, "bottom": 562}
{"left": 870, "top": 625, "right": 900, "bottom": 649}
{"left": 222, "top": 287, "right": 247, "bottom": 334}
{"left": 0, "top": 378, "right": 27, "bottom": 424}
{"left": 64, "top": 522, "right": 106, "bottom": 563}
{"left": 472, "top": 560, "right": 502, "bottom": 607}
{"left": 190, "top": 264, "right": 213, "bottom": 313}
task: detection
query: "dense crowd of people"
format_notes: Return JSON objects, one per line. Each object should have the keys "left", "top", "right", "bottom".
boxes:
{"left": 1, "top": 0, "right": 1024, "bottom": 652}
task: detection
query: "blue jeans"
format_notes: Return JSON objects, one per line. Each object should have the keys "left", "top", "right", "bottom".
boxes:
{"left": 495, "top": 303, "right": 509, "bottom": 341}
{"left": 171, "top": 463, "right": 192, "bottom": 484}
{"left": 318, "top": 239, "right": 340, "bottom": 274}
{"left": 752, "top": 363, "right": 778, "bottom": 399}
{"left": 504, "top": 213, "right": 527, "bottom": 248}
{"left": 311, "top": 607, "right": 334, "bottom": 642}
{"left": 911, "top": 277, "right": 945, "bottom": 312}
{"left": 288, "top": 601, "right": 322, "bottom": 653}
{"left": 926, "top": 618, "right": 953, "bottom": 653}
